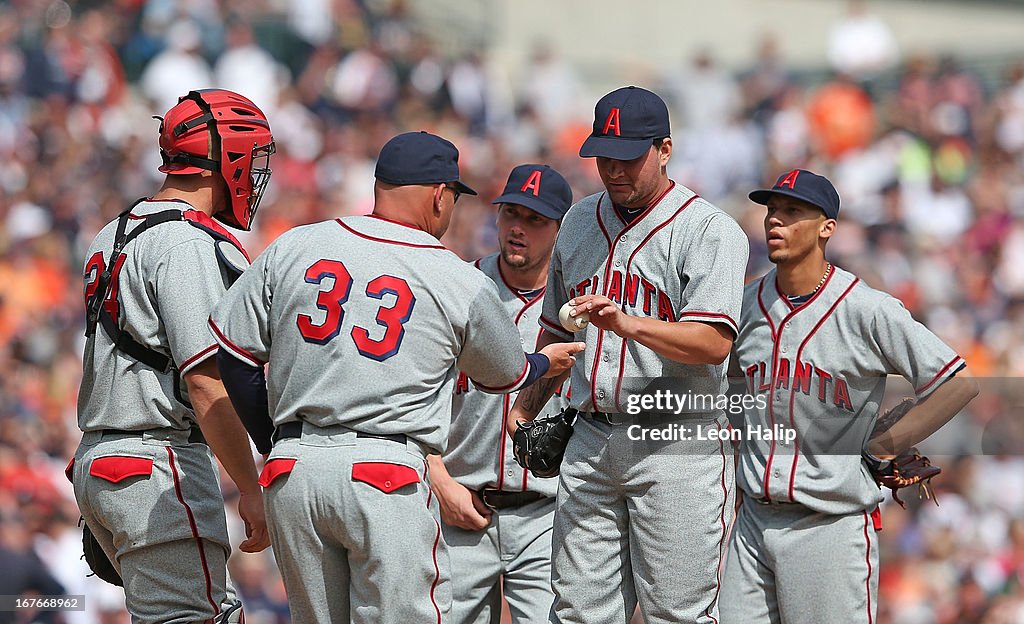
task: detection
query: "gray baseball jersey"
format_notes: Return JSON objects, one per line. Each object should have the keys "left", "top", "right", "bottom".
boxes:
{"left": 731, "top": 265, "right": 964, "bottom": 514}
{"left": 538, "top": 182, "right": 748, "bottom": 623}
{"left": 539, "top": 183, "right": 749, "bottom": 411}
{"left": 210, "top": 215, "right": 534, "bottom": 454}
{"left": 446, "top": 253, "right": 566, "bottom": 496}
{"left": 78, "top": 200, "right": 234, "bottom": 431}
{"left": 75, "top": 199, "right": 243, "bottom": 622}
{"left": 210, "top": 214, "right": 543, "bottom": 623}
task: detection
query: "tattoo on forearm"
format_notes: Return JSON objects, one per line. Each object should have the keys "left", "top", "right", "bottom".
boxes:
{"left": 522, "top": 378, "right": 559, "bottom": 413}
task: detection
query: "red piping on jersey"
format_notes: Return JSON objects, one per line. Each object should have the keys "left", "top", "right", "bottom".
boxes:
{"left": 180, "top": 343, "right": 218, "bottom": 373}
{"left": 590, "top": 195, "right": 615, "bottom": 410}
{"left": 611, "top": 181, "right": 676, "bottom": 227}
{"left": 208, "top": 319, "right": 265, "bottom": 366}
{"left": 167, "top": 447, "right": 220, "bottom": 617}
{"left": 473, "top": 360, "right": 529, "bottom": 392}
{"left": 596, "top": 193, "right": 613, "bottom": 249}
{"left": 367, "top": 213, "right": 430, "bottom": 234}
{"left": 496, "top": 261, "right": 546, "bottom": 306}
{"left": 610, "top": 193, "right": 698, "bottom": 410}
{"left": 863, "top": 511, "right": 874, "bottom": 624}
{"left": 335, "top": 218, "right": 446, "bottom": 250}
{"left": 786, "top": 276, "right": 858, "bottom": 501}
{"left": 756, "top": 279, "right": 777, "bottom": 341}
{"left": 497, "top": 393, "right": 511, "bottom": 490}
{"left": 539, "top": 315, "right": 570, "bottom": 339}
{"left": 916, "top": 356, "right": 964, "bottom": 395}
{"left": 427, "top": 487, "right": 443, "bottom": 624}
{"left": 705, "top": 435, "right": 729, "bottom": 624}
{"left": 678, "top": 311, "right": 738, "bottom": 336}
{"left": 757, "top": 269, "right": 838, "bottom": 500}
{"left": 503, "top": 292, "right": 544, "bottom": 491}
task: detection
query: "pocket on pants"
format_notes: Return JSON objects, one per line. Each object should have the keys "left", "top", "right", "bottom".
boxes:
{"left": 89, "top": 456, "right": 154, "bottom": 483}
{"left": 259, "top": 458, "right": 297, "bottom": 487}
{"left": 352, "top": 462, "right": 420, "bottom": 493}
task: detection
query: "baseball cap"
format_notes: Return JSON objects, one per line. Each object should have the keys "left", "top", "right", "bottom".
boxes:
{"left": 492, "top": 164, "right": 573, "bottom": 221}
{"left": 374, "top": 131, "right": 478, "bottom": 196}
{"left": 748, "top": 169, "right": 841, "bottom": 219}
{"left": 579, "top": 86, "right": 671, "bottom": 160}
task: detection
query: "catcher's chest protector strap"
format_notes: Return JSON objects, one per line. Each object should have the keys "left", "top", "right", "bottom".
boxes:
{"left": 86, "top": 201, "right": 250, "bottom": 374}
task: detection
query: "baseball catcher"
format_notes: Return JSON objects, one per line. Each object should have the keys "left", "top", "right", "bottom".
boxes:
{"left": 512, "top": 407, "right": 578, "bottom": 478}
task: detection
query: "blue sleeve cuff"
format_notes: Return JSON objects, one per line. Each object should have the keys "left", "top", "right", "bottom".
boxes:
{"left": 521, "top": 352, "right": 551, "bottom": 388}
{"left": 217, "top": 349, "right": 273, "bottom": 454}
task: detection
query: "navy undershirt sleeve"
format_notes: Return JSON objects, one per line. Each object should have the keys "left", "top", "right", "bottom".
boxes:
{"left": 217, "top": 349, "right": 273, "bottom": 454}
{"left": 520, "top": 351, "right": 551, "bottom": 388}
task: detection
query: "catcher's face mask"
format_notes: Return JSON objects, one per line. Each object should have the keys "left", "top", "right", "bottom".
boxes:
{"left": 157, "top": 89, "right": 276, "bottom": 231}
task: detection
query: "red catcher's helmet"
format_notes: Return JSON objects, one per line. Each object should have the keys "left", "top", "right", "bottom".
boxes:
{"left": 158, "top": 89, "right": 275, "bottom": 231}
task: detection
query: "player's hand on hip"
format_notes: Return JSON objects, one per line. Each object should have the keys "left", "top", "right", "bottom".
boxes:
{"left": 540, "top": 341, "right": 586, "bottom": 377}
{"left": 433, "top": 476, "right": 491, "bottom": 531}
{"left": 237, "top": 489, "right": 271, "bottom": 552}
{"left": 571, "top": 295, "right": 633, "bottom": 337}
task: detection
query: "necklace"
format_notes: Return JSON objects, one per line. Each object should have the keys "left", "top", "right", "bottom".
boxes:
{"left": 786, "top": 263, "right": 832, "bottom": 303}
{"left": 811, "top": 263, "right": 833, "bottom": 295}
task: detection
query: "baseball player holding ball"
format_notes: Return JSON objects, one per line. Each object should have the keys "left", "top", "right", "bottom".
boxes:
{"left": 72, "top": 89, "right": 274, "bottom": 623}
{"left": 508, "top": 86, "right": 749, "bottom": 623}
{"left": 209, "top": 132, "right": 584, "bottom": 623}
{"left": 427, "top": 163, "right": 573, "bottom": 623}
{"left": 720, "top": 169, "right": 980, "bottom": 623}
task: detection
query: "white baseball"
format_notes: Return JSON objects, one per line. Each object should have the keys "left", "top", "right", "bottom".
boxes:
{"left": 558, "top": 301, "right": 590, "bottom": 332}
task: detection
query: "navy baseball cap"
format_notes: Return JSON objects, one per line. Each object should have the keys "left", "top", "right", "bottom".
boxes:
{"left": 579, "top": 86, "right": 671, "bottom": 160}
{"left": 748, "top": 169, "right": 841, "bottom": 219}
{"left": 492, "top": 164, "right": 573, "bottom": 221}
{"left": 374, "top": 131, "right": 478, "bottom": 196}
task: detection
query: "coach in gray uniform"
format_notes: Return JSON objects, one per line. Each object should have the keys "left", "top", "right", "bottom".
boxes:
{"left": 720, "top": 169, "right": 979, "bottom": 623}
{"left": 508, "top": 87, "right": 749, "bottom": 624}
{"left": 428, "top": 164, "right": 572, "bottom": 623}
{"left": 210, "top": 132, "right": 584, "bottom": 624}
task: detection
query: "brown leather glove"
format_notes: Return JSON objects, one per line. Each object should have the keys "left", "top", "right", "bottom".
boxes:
{"left": 867, "top": 448, "right": 942, "bottom": 509}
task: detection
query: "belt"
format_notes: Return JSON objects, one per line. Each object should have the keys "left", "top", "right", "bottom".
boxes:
{"left": 751, "top": 497, "right": 797, "bottom": 506}
{"left": 581, "top": 411, "right": 632, "bottom": 426}
{"left": 479, "top": 488, "right": 545, "bottom": 510}
{"left": 272, "top": 421, "right": 407, "bottom": 445}
{"left": 98, "top": 427, "right": 205, "bottom": 444}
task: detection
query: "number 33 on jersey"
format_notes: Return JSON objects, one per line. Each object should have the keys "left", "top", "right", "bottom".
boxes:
{"left": 209, "top": 215, "right": 531, "bottom": 452}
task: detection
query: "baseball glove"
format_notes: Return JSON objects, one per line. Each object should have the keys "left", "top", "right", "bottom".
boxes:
{"left": 82, "top": 521, "right": 123, "bottom": 586}
{"left": 512, "top": 407, "right": 578, "bottom": 478}
{"left": 866, "top": 448, "right": 942, "bottom": 509}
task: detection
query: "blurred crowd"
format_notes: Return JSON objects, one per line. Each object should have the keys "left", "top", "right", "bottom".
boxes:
{"left": 0, "top": 0, "right": 1023, "bottom": 622}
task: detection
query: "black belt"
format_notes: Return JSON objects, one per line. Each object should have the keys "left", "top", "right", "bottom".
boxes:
{"left": 581, "top": 411, "right": 631, "bottom": 425}
{"left": 272, "top": 421, "right": 407, "bottom": 445}
{"left": 479, "top": 488, "right": 545, "bottom": 510}
{"left": 99, "top": 427, "right": 205, "bottom": 444}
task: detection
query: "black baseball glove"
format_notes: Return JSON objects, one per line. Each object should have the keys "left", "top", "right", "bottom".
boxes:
{"left": 82, "top": 521, "right": 123, "bottom": 586}
{"left": 512, "top": 407, "right": 578, "bottom": 478}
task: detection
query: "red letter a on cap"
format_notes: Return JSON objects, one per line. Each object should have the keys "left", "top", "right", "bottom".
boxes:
{"left": 602, "top": 108, "right": 621, "bottom": 136}
{"left": 779, "top": 169, "right": 800, "bottom": 189}
{"left": 520, "top": 170, "right": 542, "bottom": 196}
